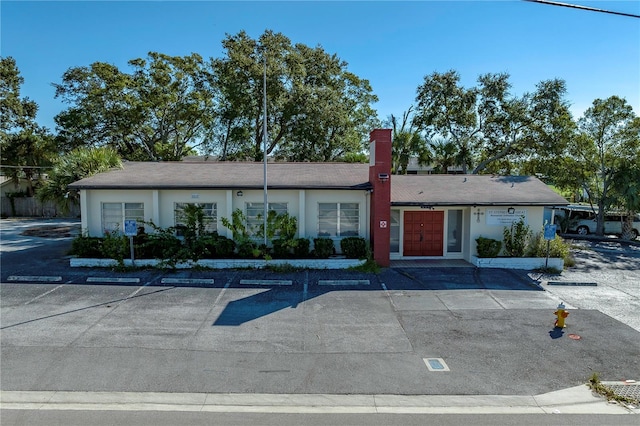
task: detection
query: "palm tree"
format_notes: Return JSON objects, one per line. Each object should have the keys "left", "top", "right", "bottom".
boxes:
{"left": 37, "top": 147, "right": 122, "bottom": 214}
{"left": 389, "top": 107, "right": 431, "bottom": 174}
{"left": 430, "top": 138, "right": 458, "bottom": 174}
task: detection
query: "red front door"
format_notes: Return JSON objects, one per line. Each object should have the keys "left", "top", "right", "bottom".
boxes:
{"left": 403, "top": 211, "right": 444, "bottom": 256}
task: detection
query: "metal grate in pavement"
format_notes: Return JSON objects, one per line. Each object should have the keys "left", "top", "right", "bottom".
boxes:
{"left": 602, "top": 381, "right": 640, "bottom": 403}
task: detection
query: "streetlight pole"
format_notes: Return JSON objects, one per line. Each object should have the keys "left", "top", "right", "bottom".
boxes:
{"left": 263, "top": 52, "right": 268, "bottom": 248}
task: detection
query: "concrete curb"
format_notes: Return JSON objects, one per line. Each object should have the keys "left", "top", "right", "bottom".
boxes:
{"left": 70, "top": 258, "right": 367, "bottom": 269}
{"left": 1, "top": 386, "right": 636, "bottom": 414}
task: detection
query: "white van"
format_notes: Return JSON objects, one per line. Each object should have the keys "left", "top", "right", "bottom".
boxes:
{"left": 568, "top": 211, "right": 640, "bottom": 239}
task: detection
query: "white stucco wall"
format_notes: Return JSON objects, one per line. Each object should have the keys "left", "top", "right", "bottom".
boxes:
{"left": 83, "top": 189, "right": 154, "bottom": 235}
{"left": 468, "top": 206, "right": 546, "bottom": 258}
{"left": 80, "top": 188, "right": 370, "bottom": 252}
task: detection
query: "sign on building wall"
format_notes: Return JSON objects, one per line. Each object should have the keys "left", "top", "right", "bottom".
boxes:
{"left": 486, "top": 209, "right": 527, "bottom": 226}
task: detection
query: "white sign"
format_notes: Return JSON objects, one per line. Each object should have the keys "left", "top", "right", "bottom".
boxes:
{"left": 486, "top": 209, "right": 527, "bottom": 226}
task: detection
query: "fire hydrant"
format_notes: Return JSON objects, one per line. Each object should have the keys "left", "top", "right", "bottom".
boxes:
{"left": 554, "top": 302, "right": 569, "bottom": 328}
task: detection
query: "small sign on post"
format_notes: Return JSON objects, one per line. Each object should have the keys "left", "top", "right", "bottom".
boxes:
{"left": 544, "top": 224, "right": 557, "bottom": 241}
{"left": 543, "top": 224, "right": 557, "bottom": 268}
{"left": 124, "top": 220, "right": 137, "bottom": 264}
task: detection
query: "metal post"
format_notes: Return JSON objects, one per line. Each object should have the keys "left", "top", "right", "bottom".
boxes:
{"left": 130, "top": 236, "right": 135, "bottom": 265}
{"left": 263, "top": 53, "right": 268, "bottom": 247}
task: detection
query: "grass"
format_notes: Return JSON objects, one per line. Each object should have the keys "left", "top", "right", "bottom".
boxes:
{"left": 348, "top": 258, "right": 381, "bottom": 273}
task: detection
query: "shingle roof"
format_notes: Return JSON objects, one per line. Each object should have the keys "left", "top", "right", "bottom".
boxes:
{"left": 69, "top": 162, "right": 568, "bottom": 206}
{"left": 390, "top": 175, "right": 569, "bottom": 206}
{"left": 68, "top": 161, "right": 372, "bottom": 190}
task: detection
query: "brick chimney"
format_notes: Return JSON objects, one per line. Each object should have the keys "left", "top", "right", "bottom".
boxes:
{"left": 369, "top": 129, "right": 392, "bottom": 267}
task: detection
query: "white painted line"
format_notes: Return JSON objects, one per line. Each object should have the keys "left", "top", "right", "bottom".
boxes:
{"left": 25, "top": 285, "right": 65, "bottom": 305}
{"left": 86, "top": 277, "right": 140, "bottom": 283}
{"left": 161, "top": 278, "right": 214, "bottom": 285}
{"left": 7, "top": 275, "right": 62, "bottom": 282}
{"left": 239, "top": 279, "right": 292, "bottom": 286}
{"left": 318, "top": 280, "right": 370, "bottom": 286}
{"left": 424, "top": 358, "right": 450, "bottom": 372}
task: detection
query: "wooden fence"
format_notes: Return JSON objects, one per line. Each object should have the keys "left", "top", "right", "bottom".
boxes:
{"left": 0, "top": 197, "right": 80, "bottom": 218}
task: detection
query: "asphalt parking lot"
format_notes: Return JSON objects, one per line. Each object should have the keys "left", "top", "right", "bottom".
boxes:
{"left": 1, "top": 218, "right": 639, "bottom": 400}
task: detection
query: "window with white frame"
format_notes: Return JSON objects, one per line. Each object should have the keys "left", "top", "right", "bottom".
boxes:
{"left": 102, "top": 202, "right": 144, "bottom": 234}
{"left": 318, "top": 203, "right": 359, "bottom": 237}
{"left": 246, "top": 202, "right": 287, "bottom": 235}
{"left": 390, "top": 209, "right": 400, "bottom": 252}
{"left": 174, "top": 202, "right": 217, "bottom": 236}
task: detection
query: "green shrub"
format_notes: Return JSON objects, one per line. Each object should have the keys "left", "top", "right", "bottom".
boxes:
{"left": 526, "top": 232, "right": 574, "bottom": 266}
{"left": 313, "top": 238, "right": 335, "bottom": 258}
{"left": 69, "top": 234, "right": 103, "bottom": 258}
{"left": 191, "top": 233, "right": 236, "bottom": 259}
{"left": 237, "top": 241, "right": 258, "bottom": 258}
{"left": 212, "top": 234, "right": 236, "bottom": 257}
{"left": 101, "top": 230, "right": 129, "bottom": 266}
{"left": 340, "top": 237, "right": 367, "bottom": 259}
{"left": 476, "top": 236, "right": 502, "bottom": 258}
{"left": 142, "top": 230, "right": 184, "bottom": 260}
{"left": 293, "top": 238, "right": 311, "bottom": 258}
{"left": 503, "top": 217, "right": 532, "bottom": 257}
{"left": 272, "top": 238, "right": 291, "bottom": 258}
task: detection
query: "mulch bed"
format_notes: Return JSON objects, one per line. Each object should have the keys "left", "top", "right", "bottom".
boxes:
{"left": 21, "top": 226, "right": 76, "bottom": 238}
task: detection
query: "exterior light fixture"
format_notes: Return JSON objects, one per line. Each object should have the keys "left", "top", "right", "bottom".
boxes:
{"left": 508, "top": 207, "right": 515, "bottom": 214}
{"left": 378, "top": 173, "right": 389, "bottom": 182}
{"left": 236, "top": 191, "right": 243, "bottom": 197}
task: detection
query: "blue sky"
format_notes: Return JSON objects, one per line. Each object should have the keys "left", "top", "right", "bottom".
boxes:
{"left": 2, "top": 1, "right": 639, "bottom": 132}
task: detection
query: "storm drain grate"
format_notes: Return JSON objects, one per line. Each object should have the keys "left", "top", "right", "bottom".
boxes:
{"left": 423, "top": 358, "right": 450, "bottom": 372}
{"left": 602, "top": 381, "right": 640, "bottom": 402}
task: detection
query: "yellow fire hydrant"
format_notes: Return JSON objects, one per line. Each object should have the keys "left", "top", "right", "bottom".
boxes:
{"left": 554, "top": 302, "right": 569, "bottom": 328}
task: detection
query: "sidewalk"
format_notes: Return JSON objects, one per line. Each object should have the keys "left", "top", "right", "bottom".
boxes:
{"left": 2, "top": 385, "right": 637, "bottom": 414}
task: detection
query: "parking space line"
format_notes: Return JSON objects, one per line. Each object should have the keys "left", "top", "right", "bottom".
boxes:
{"left": 24, "top": 284, "right": 65, "bottom": 305}
{"left": 239, "top": 279, "right": 292, "bottom": 286}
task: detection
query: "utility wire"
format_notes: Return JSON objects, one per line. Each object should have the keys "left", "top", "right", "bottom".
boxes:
{"left": 523, "top": 0, "right": 640, "bottom": 18}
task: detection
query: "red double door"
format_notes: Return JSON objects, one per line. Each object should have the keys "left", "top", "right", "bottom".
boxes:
{"left": 403, "top": 211, "right": 444, "bottom": 256}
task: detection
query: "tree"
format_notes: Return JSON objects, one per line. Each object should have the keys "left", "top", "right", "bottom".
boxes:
{"left": 37, "top": 147, "right": 122, "bottom": 213}
{"left": 609, "top": 117, "right": 640, "bottom": 240}
{"left": 565, "top": 97, "right": 639, "bottom": 235}
{"left": 210, "top": 30, "right": 379, "bottom": 161}
{"left": 0, "top": 57, "right": 55, "bottom": 195}
{"left": 388, "top": 107, "right": 430, "bottom": 174}
{"left": 54, "top": 52, "right": 216, "bottom": 161}
{"left": 413, "top": 70, "right": 573, "bottom": 174}
{"left": 430, "top": 138, "right": 458, "bottom": 174}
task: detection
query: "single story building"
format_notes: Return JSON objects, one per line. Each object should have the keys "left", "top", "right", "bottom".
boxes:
{"left": 69, "top": 129, "right": 569, "bottom": 266}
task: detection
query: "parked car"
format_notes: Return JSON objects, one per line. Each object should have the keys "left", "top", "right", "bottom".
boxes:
{"left": 568, "top": 213, "right": 640, "bottom": 239}
{"left": 548, "top": 205, "right": 598, "bottom": 233}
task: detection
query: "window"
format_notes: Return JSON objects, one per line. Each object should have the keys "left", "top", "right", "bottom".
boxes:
{"left": 318, "top": 203, "right": 359, "bottom": 237}
{"left": 102, "top": 202, "right": 144, "bottom": 233}
{"left": 174, "top": 203, "right": 217, "bottom": 236}
{"left": 447, "top": 210, "right": 462, "bottom": 253}
{"left": 390, "top": 209, "right": 400, "bottom": 252}
{"left": 246, "top": 202, "right": 287, "bottom": 235}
